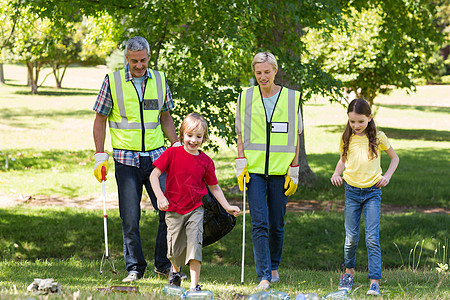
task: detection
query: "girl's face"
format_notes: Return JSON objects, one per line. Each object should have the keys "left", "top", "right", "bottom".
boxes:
{"left": 183, "top": 127, "right": 204, "bottom": 155}
{"left": 348, "top": 111, "right": 372, "bottom": 136}
{"left": 254, "top": 62, "right": 277, "bottom": 89}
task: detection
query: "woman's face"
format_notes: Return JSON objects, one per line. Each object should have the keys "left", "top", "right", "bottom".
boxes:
{"left": 254, "top": 62, "right": 277, "bottom": 89}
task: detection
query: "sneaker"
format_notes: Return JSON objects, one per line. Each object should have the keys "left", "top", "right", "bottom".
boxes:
{"left": 155, "top": 267, "right": 188, "bottom": 280}
{"left": 122, "top": 272, "right": 141, "bottom": 282}
{"left": 168, "top": 268, "right": 182, "bottom": 286}
{"left": 256, "top": 280, "right": 270, "bottom": 290}
{"left": 367, "top": 282, "right": 381, "bottom": 296}
{"left": 338, "top": 273, "right": 354, "bottom": 291}
{"left": 190, "top": 284, "right": 202, "bottom": 291}
{"left": 271, "top": 270, "right": 280, "bottom": 283}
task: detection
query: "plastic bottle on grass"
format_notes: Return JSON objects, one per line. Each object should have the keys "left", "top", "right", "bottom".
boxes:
{"left": 320, "top": 290, "right": 348, "bottom": 299}
{"left": 162, "top": 284, "right": 186, "bottom": 298}
{"left": 184, "top": 290, "right": 214, "bottom": 299}
{"left": 296, "top": 293, "right": 320, "bottom": 300}
{"left": 247, "top": 291, "right": 270, "bottom": 299}
{"left": 268, "top": 289, "right": 291, "bottom": 299}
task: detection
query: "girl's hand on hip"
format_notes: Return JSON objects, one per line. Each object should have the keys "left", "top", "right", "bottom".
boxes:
{"left": 376, "top": 176, "right": 390, "bottom": 188}
{"left": 330, "top": 174, "right": 343, "bottom": 187}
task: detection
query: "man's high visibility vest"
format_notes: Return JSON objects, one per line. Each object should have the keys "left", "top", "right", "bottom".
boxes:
{"left": 108, "top": 69, "right": 166, "bottom": 151}
{"left": 237, "top": 86, "right": 301, "bottom": 175}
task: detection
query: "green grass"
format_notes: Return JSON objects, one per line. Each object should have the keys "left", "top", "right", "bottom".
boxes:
{"left": 0, "top": 206, "right": 448, "bottom": 299}
{"left": 1, "top": 65, "right": 449, "bottom": 207}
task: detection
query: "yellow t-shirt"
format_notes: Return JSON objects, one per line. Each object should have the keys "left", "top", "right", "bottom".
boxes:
{"left": 340, "top": 131, "right": 391, "bottom": 188}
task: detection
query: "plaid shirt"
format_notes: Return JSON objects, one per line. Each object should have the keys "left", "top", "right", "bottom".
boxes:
{"left": 93, "top": 64, "right": 175, "bottom": 167}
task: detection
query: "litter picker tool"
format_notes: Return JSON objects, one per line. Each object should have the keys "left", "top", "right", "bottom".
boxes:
{"left": 240, "top": 178, "right": 246, "bottom": 285}
{"left": 99, "top": 166, "right": 117, "bottom": 275}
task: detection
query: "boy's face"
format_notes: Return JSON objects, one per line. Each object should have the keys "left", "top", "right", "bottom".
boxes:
{"left": 183, "top": 127, "right": 204, "bottom": 155}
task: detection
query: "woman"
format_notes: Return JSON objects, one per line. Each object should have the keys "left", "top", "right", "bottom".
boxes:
{"left": 235, "top": 52, "right": 303, "bottom": 290}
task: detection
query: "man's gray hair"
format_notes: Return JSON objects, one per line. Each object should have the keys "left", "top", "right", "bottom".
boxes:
{"left": 125, "top": 36, "right": 150, "bottom": 55}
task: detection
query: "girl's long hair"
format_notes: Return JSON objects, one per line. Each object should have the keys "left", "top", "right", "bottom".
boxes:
{"left": 342, "top": 98, "right": 378, "bottom": 161}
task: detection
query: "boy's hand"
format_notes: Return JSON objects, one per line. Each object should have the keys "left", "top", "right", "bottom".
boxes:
{"left": 330, "top": 174, "right": 343, "bottom": 187}
{"left": 226, "top": 205, "right": 241, "bottom": 218}
{"left": 157, "top": 197, "right": 169, "bottom": 211}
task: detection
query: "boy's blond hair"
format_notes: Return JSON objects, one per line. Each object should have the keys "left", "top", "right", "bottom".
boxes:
{"left": 178, "top": 113, "right": 209, "bottom": 144}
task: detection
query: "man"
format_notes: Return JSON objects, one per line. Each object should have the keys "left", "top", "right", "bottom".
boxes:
{"left": 93, "top": 36, "right": 183, "bottom": 282}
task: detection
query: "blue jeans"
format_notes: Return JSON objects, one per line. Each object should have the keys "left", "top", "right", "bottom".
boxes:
{"left": 344, "top": 182, "right": 382, "bottom": 280}
{"left": 247, "top": 173, "right": 288, "bottom": 282}
{"left": 115, "top": 156, "right": 171, "bottom": 276}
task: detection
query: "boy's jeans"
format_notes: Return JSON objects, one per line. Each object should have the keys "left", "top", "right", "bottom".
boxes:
{"left": 344, "top": 182, "right": 382, "bottom": 280}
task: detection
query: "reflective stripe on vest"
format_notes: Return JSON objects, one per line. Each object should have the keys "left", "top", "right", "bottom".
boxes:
{"left": 240, "top": 86, "right": 300, "bottom": 175}
{"left": 108, "top": 69, "right": 165, "bottom": 151}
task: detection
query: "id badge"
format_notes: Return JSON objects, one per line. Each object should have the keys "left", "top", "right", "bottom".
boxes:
{"left": 143, "top": 99, "right": 158, "bottom": 110}
{"left": 271, "top": 122, "right": 288, "bottom": 133}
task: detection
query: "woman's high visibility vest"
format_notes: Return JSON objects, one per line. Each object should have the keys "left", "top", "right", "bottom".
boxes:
{"left": 237, "top": 86, "right": 301, "bottom": 175}
{"left": 108, "top": 69, "right": 166, "bottom": 151}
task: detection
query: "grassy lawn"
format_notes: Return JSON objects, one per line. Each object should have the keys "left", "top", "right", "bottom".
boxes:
{"left": 0, "top": 64, "right": 449, "bottom": 208}
{"left": 0, "top": 64, "right": 449, "bottom": 299}
{"left": 0, "top": 206, "right": 448, "bottom": 299}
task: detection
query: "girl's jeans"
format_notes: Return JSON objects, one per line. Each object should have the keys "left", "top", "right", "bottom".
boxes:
{"left": 247, "top": 173, "right": 288, "bottom": 282}
{"left": 344, "top": 182, "right": 382, "bottom": 279}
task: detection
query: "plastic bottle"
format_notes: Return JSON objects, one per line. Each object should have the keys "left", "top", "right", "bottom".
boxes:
{"left": 320, "top": 290, "right": 348, "bottom": 299}
{"left": 247, "top": 291, "right": 270, "bottom": 299}
{"left": 162, "top": 284, "right": 186, "bottom": 298}
{"left": 268, "top": 289, "right": 291, "bottom": 300}
{"left": 184, "top": 290, "right": 214, "bottom": 299}
{"left": 296, "top": 293, "right": 320, "bottom": 300}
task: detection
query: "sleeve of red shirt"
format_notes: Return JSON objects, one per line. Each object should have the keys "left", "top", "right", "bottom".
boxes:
{"left": 203, "top": 156, "right": 219, "bottom": 186}
{"left": 153, "top": 147, "right": 172, "bottom": 173}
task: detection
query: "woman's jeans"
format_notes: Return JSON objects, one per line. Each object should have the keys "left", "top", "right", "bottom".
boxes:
{"left": 115, "top": 156, "right": 171, "bottom": 276}
{"left": 344, "top": 182, "right": 382, "bottom": 280}
{"left": 247, "top": 173, "right": 288, "bottom": 282}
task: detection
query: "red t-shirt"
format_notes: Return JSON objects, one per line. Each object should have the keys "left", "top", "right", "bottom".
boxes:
{"left": 153, "top": 146, "right": 218, "bottom": 214}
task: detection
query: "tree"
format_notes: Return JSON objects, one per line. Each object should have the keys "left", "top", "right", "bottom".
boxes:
{"left": 304, "top": 1, "right": 443, "bottom": 107}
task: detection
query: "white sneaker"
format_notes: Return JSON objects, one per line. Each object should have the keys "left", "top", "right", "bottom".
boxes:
{"left": 122, "top": 272, "right": 141, "bottom": 282}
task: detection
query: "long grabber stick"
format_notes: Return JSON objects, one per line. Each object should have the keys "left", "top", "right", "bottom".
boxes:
{"left": 240, "top": 179, "right": 246, "bottom": 285}
{"left": 99, "top": 166, "right": 117, "bottom": 275}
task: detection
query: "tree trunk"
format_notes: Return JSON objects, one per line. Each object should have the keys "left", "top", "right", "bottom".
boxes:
{"left": 275, "top": 68, "right": 317, "bottom": 187}
{"left": 0, "top": 63, "right": 4, "bottom": 84}
{"left": 26, "top": 62, "right": 38, "bottom": 94}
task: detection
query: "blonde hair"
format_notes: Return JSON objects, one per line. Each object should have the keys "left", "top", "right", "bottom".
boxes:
{"left": 251, "top": 52, "right": 278, "bottom": 72}
{"left": 178, "top": 113, "right": 209, "bottom": 144}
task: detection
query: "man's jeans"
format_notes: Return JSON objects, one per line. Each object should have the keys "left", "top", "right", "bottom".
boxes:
{"left": 344, "top": 182, "right": 382, "bottom": 280}
{"left": 115, "top": 156, "right": 171, "bottom": 276}
{"left": 247, "top": 173, "right": 288, "bottom": 282}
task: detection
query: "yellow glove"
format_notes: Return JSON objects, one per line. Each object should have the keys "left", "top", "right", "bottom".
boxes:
{"left": 94, "top": 152, "right": 109, "bottom": 183}
{"left": 235, "top": 157, "right": 250, "bottom": 192}
{"left": 284, "top": 165, "right": 299, "bottom": 196}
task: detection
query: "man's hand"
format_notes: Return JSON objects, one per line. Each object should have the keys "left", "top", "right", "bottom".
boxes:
{"left": 284, "top": 165, "right": 299, "bottom": 196}
{"left": 94, "top": 152, "right": 109, "bottom": 182}
{"left": 235, "top": 157, "right": 250, "bottom": 192}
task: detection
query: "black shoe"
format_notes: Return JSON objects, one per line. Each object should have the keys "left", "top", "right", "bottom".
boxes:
{"left": 168, "top": 268, "right": 182, "bottom": 286}
{"left": 190, "top": 284, "right": 202, "bottom": 291}
{"left": 155, "top": 267, "right": 188, "bottom": 280}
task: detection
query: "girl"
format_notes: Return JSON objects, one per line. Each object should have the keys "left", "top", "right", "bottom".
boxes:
{"left": 330, "top": 98, "right": 399, "bottom": 296}
{"left": 150, "top": 113, "right": 240, "bottom": 291}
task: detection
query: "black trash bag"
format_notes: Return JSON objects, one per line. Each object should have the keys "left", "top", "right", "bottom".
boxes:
{"left": 202, "top": 186, "right": 236, "bottom": 247}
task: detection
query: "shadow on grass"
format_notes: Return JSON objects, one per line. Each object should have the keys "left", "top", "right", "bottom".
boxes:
{"left": 318, "top": 125, "right": 450, "bottom": 142}
{"left": 0, "top": 107, "right": 94, "bottom": 129}
{"left": 0, "top": 149, "right": 93, "bottom": 171}
{"left": 375, "top": 103, "right": 450, "bottom": 114}
{"left": 292, "top": 148, "right": 449, "bottom": 208}
{"left": 0, "top": 207, "right": 447, "bottom": 272}
{"left": 4, "top": 83, "right": 98, "bottom": 96}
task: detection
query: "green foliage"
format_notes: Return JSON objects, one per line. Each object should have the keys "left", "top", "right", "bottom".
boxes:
{"left": 304, "top": 1, "right": 443, "bottom": 106}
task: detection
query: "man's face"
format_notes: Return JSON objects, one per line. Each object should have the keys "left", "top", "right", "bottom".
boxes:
{"left": 126, "top": 49, "right": 150, "bottom": 78}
